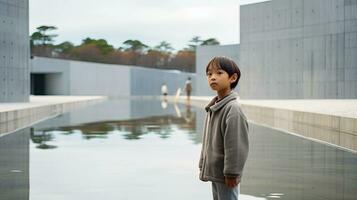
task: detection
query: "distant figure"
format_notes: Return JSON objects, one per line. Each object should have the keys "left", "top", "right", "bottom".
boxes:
{"left": 161, "top": 83, "right": 168, "bottom": 98}
{"left": 184, "top": 77, "right": 192, "bottom": 103}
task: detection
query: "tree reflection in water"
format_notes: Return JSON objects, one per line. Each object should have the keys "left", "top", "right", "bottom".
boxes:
{"left": 31, "top": 107, "right": 196, "bottom": 147}
{"left": 30, "top": 128, "right": 58, "bottom": 149}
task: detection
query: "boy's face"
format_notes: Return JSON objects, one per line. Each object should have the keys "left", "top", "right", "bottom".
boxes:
{"left": 206, "top": 66, "right": 237, "bottom": 92}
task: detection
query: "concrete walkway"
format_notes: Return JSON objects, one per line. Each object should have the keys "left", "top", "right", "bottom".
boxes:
{"left": 178, "top": 96, "right": 357, "bottom": 118}
{"left": 0, "top": 96, "right": 106, "bottom": 112}
{"left": 239, "top": 99, "right": 357, "bottom": 119}
{"left": 0, "top": 95, "right": 107, "bottom": 137}
{"left": 177, "top": 96, "right": 357, "bottom": 153}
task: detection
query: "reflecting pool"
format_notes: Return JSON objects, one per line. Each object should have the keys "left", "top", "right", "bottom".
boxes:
{"left": 0, "top": 98, "right": 356, "bottom": 200}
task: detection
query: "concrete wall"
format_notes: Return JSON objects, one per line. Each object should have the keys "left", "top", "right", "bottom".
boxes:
{"left": 240, "top": 0, "right": 357, "bottom": 99}
{"left": 241, "top": 102, "right": 357, "bottom": 152}
{"left": 30, "top": 57, "right": 130, "bottom": 96}
{"left": 195, "top": 44, "right": 240, "bottom": 96}
{"left": 0, "top": 0, "right": 30, "bottom": 102}
{"left": 130, "top": 67, "right": 195, "bottom": 96}
{"left": 31, "top": 57, "right": 195, "bottom": 97}
{"left": 0, "top": 96, "right": 106, "bottom": 137}
{"left": 30, "top": 57, "right": 70, "bottom": 95}
{"left": 68, "top": 60, "right": 131, "bottom": 97}
{"left": 46, "top": 73, "right": 65, "bottom": 95}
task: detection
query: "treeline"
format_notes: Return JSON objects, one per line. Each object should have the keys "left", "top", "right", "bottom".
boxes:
{"left": 30, "top": 26, "right": 220, "bottom": 72}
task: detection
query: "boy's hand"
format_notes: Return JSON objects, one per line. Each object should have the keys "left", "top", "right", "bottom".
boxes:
{"left": 224, "top": 176, "right": 240, "bottom": 188}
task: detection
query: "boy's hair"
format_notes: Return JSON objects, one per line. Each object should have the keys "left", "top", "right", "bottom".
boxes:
{"left": 205, "top": 56, "right": 241, "bottom": 89}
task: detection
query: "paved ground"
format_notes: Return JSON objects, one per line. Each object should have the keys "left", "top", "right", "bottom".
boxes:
{"left": 3, "top": 95, "right": 356, "bottom": 119}
{"left": 181, "top": 96, "right": 357, "bottom": 119}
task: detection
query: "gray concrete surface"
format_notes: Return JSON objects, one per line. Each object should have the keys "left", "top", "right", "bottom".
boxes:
{"left": 30, "top": 57, "right": 195, "bottom": 97}
{"left": 0, "top": 95, "right": 107, "bottom": 137}
{"left": 0, "top": 0, "right": 30, "bottom": 102}
{"left": 239, "top": 0, "right": 357, "bottom": 99}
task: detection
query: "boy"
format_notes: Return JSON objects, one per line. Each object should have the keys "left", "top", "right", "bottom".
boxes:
{"left": 199, "top": 56, "right": 249, "bottom": 200}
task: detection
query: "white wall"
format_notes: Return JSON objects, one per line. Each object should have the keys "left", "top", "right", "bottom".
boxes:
{"left": 69, "top": 60, "right": 131, "bottom": 97}
{"left": 46, "top": 73, "right": 66, "bottom": 95}
{"left": 31, "top": 57, "right": 194, "bottom": 97}
{"left": 30, "top": 57, "right": 70, "bottom": 94}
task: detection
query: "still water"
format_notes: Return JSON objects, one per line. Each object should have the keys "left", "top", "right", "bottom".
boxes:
{"left": 1, "top": 98, "right": 357, "bottom": 200}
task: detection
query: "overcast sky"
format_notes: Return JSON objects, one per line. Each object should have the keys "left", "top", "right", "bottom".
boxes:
{"left": 30, "top": 0, "right": 267, "bottom": 50}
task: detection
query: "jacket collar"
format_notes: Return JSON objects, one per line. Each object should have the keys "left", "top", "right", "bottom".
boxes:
{"left": 205, "top": 92, "right": 238, "bottom": 112}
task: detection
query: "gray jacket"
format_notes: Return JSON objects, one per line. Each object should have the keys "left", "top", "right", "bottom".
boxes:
{"left": 199, "top": 92, "right": 249, "bottom": 183}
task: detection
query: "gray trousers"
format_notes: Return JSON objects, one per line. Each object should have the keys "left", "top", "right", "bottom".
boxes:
{"left": 211, "top": 182, "right": 239, "bottom": 200}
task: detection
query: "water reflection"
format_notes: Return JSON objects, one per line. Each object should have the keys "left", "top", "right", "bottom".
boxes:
{"left": 32, "top": 113, "right": 196, "bottom": 142}
{"left": 243, "top": 124, "right": 357, "bottom": 200}
{"left": 30, "top": 128, "right": 57, "bottom": 149}
{"left": 0, "top": 128, "right": 30, "bottom": 200}
{"left": 30, "top": 99, "right": 196, "bottom": 148}
{"left": 1, "top": 99, "right": 357, "bottom": 200}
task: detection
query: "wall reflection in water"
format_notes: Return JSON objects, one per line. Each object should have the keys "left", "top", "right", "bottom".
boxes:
{"left": 243, "top": 124, "right": 357, "bottom": 200}
{"left": 32, "top": 111, "right": 196, "bottom": 143}
{"left": 30, "top": 99, "right": 197, "bottom": 146}
{"left": 0, "top": 128, "right": 30, "bottom": 200}
{"left": 28, "top": 99, "right": 206, "bottom": 200}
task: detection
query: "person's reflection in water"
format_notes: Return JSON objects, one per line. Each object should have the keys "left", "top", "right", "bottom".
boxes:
{"left": 184, "top": 77, "right": 192, "bottom": 106}
{"left": 173, "top": 103, "right": 182, "bottom": 118}
{"left": 161, "top": 98, "right": 168, "bottom": 109}
{"left": 184, "top": 104, "right": 194, "bottom": 123}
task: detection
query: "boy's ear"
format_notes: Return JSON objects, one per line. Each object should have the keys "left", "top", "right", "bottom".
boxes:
{"left": 230, "top": 73, "right": 238, "bottom": 83}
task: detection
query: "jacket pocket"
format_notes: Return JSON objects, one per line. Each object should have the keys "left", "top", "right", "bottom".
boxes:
{"left": 207, "top": 150, "right": 225, "bottom": 179}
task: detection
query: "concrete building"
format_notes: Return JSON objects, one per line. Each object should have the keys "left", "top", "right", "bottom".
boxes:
{"left": 30, "top": 57, "right": 195, "bottom": 97}
{"left": 195, "top": 44, "right": 240, "bottom": 96}
{"left": 239, "top": 0, "right": 357, "bottom": 99}
{"left": 0, "top": 0, "right": 30, "bottom": 102}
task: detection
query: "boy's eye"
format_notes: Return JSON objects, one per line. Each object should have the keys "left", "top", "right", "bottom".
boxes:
{"left": 217, "top": 71, "right": 223, "bottom": 74}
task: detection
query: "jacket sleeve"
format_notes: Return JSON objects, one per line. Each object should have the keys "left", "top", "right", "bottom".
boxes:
{"left": 223, "top": 109, "right": 249, "bottom": 178}
{"left": 199, "top": 148, "right": 204, "bottom": 170}
{"left": 199, "top": 114, "right": 209, "bottom": 170}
